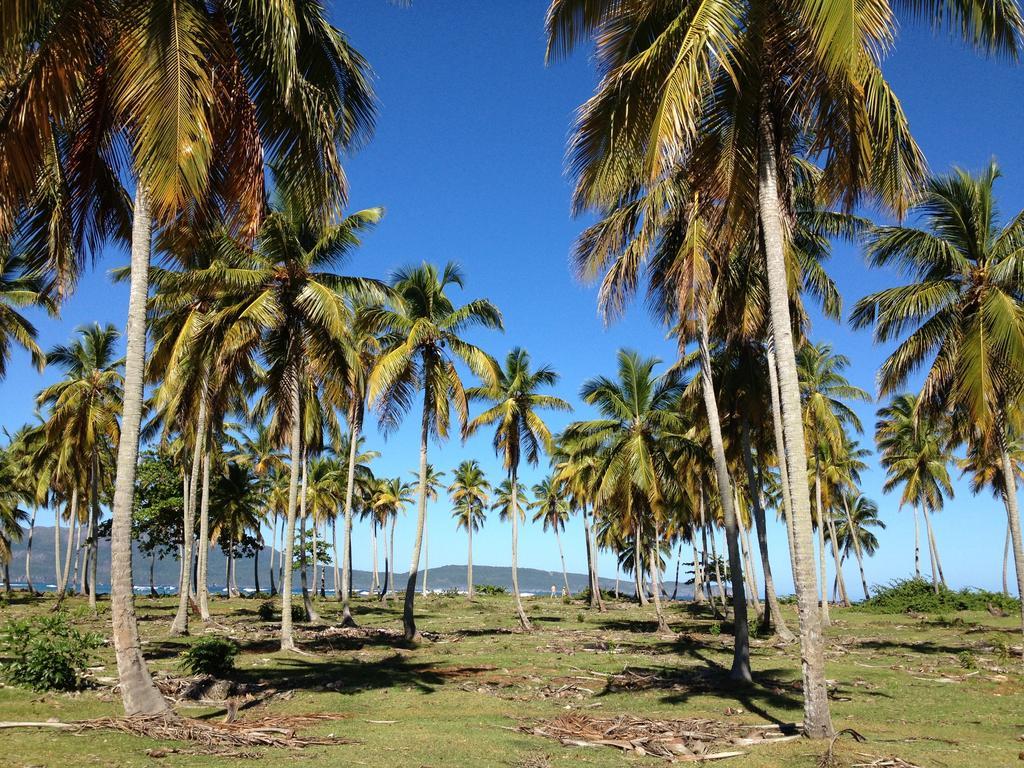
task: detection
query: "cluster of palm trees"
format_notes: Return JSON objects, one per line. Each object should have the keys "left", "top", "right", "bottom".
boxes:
{"left": 0, "top": 0, "right": 1022, "bottom": 743}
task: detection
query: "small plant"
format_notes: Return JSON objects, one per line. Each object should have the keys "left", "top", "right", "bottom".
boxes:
{"left": 0, "top": 613, "right": 102, "bottom": 691}
{"left": 992, "top": 635, "right": 1012, "bottom": 663}
{"left": 576, "top": 612, "right": 586, "bottom": 623}
{"left": 476, "top": 584, "right": 506, "bottom": 596}
{"left": 440, "top": 587, "right": 460, "bottom": 599}
{"left": 292, "top": 602, "right": 307, "bottom": 622}
{"left": 957, "top": 650, "right": 976, "bottom": 670}
{"left": 180, "top": 636, "right": 239, "bottom": 677}
{"left": 257, "top": 600, "right": 276, "bottom": 621}
{"left": 709, "top": 622, "right": 722, "bottom": 636}
{"left": 860, "top": 577, "right": 1021, "bottom": 615}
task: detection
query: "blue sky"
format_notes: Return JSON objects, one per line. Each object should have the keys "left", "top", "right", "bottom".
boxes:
{"left": 4, "top": 2, "right": 1024, "bottom": 593}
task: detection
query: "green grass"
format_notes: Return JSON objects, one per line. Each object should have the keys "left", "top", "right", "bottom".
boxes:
{"left": 0, "top": 592, "right": 1020, "bottom": 767}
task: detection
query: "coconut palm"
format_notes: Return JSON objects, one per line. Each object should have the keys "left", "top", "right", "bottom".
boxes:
{"left": 834, "top": 492, "right": 885, "bottom": 601}
{"left": 449, "top": 460, "right": 491, "bottom": 598}
{"left": 545, "top": 0, "right": 1023, "bottom": 737}
{"left": 874, "top": 393, "right": 954, "bottom": 591}
{"left": 853, "top": 163, "right": 1024, "bottom": 636}
{"left": 0, "top": 247, "right": 51, "bottom": 379}
{"left": 531, "top": 474, "right": 572, "bottom": 597}
{"left": 412, "top": 464, "right": 446, "bottom": 596}
{"left": 372, "top": 477, "right": 414, "bottom": 600}
{"left": 331, "top": 432, "right": 378, "bottom": 616}
{"left": 366, "top": 262, "right": 502, "bottom": 641}
{"left": 209, "top": 461, "right": 263, "bottom": 598}
{"left": 466, "top": 348, "right": 571, "bottom": 630}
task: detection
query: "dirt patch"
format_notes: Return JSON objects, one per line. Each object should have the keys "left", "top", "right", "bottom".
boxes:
{"left": 520, "top": 712, "right": 799, "bottom": 760}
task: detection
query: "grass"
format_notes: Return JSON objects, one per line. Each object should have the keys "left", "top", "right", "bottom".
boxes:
{"left": 0, "top": 591, "right": 1021, "bottom": 767}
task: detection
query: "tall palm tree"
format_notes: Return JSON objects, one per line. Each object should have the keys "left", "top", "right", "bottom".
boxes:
{"left": 331, "top": 431, "right": 377, "bottom": 616}
{"left": 564, "top": 351, "right": 692, "bottom": 639}
{"left": 372, "top": 476, "right": 414, "bottom": 600}
{"left": 0, "top": 444, "right": 32, "bottom": 594}
{"left": 412, "top": 464, "right": 445, "bottom": 596}
{"left": 367, "top": 262, "right": 502, "bottom": 641}
{"left": 531, "top": 474, "right": 572, "bottom": 596}
{"left": 545, "top": 0, "right": 1023, "bottom": 737}
{"left": 853, "top": 164, "right": 1024, "bottom": 637}
{"left": 37, "top": 323, "right": 122, "bottom": 610}
{"left": 449, "top": 460, "right": 490, "bottom": 598}
{"left": 2, "top": 0, "right": 376, "bottom": 716}
{"left": 466, "top": 347, "right": 571, "bottom": 630}
{"left": 875, "top": 393, "right": 954, "bottom": 590}
{"left": 209, "top": 460, "right": 262, "bottom": 598}
{"left": 834, "top": 492, "right": 885, "bottom": 601}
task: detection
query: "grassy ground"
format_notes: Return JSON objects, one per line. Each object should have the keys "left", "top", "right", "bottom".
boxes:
{"left": 0, "top": 591, "right": 1020, "bottom": 767}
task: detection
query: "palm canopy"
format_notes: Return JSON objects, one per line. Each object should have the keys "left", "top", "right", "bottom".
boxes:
{"left": 466, "top": 347, "right": 571, "bottom": 473}
{"left": 852, "top": 163, "right": 1024, "bottom": 446}
{"left": 797, "top": 342, "right": 871, "bottom": 456}
{"left": 449, "top": 460, "right": 491, "bottom": 533}
{"left": 372, "top": 477, "right": 414, "bottom": 525}
{"left": 491, "top": 479, "right": 530, "bottom": 523}
{"left": 875, "top": 393, "right": 954, "bottom": 512}
{"left": 367, "top": 262, "right": 503, "bottom": 440}
{"left": 0, "top": 245, "right": 52, "bottom": 377}
{"left": 530, "top": 474, "right": 570, "bottom": 532}
{"left": 835, "top": 493, "right": 885, "bottom": 559}
{"left": 412, "top": 464, "right": 446, "bottom": 502}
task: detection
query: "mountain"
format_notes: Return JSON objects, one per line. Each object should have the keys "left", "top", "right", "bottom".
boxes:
{"left": 6, "top": 526, "right": 692, "bottom": 597}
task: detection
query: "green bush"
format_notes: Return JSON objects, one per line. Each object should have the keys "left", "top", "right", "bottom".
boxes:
{"left": 180, "top": 636, "right": 239, "bottom": 677}
{"left": 860, "top": 578, "right": 1021, "bottom": 614}
{"left": 476, "top": 584, "right": 506, "bottom": 596}
{"left": 291, "top": 602, "right": 307, "bottom": 622}
{"left": 257, "top": 600, "right": 275, "bottom": 621}
{"left": 0, "top": 613, "right": 102, "bottom": 691}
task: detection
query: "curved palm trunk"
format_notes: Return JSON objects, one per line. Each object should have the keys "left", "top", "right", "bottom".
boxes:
{"left": 842, "top": 496, "right": 870, "bottom": 601}
{"left": 913, "top": 506, "right": 921, "bottom": 579}
{"left": 740, "top": 422, "right": 794, "bottom": 640}
{"left": 280, "top": 377, "right": 302, "bottom": 651}
{"left": 340, "top": 409, "right": 361, "bottom": 624}
{"left": 509, "top": 467, "right": 532, "bottom": 630}
{"left": 766, "top": 341, "right": 798, "bottom": 562}
{"left": 825, "top": 515, "right": 850, "bottom": 607}
{"left": 759, "top": 134, "right": 833, "bottom": 736}
{"left": 24, "top": 507, "right": 36, "bottom": 594}
{"left": 814, "top": 469, "right": 830, "bottom": 627}
{"left": 403, "top": 386, "right": 432, "bottom": 641}
{"left": 172, "top": 397, "right": 207, "bottom": 635}
{"left": 198, "top": 452, "right": 212, "bottom": 618}
{"left": 467, "top": 520, "right": 474, "bottom": 598}
{"left": 1004, "top": 521, "right": 1011, "bottom": 597}
{"left": 698, "top": 314, "right": 751, "bottom": 682}
{"left": 999, "top": 444, "right": 1024, "bottom": 643}
{"left": 554, "top": 526, "right": 570, "bottom": 596}
{"left": 299, "top": 453, "right": 320, "bottom": 622}
{"left": 921, "top": 507, "right": 946, "bottom": 589}
{"left": 109, "top": 187, "right": 169, "bottom": 715}
{"left": 650, "top": 531, "right": 669, "bottom": 633}
{"left": 57, "top": 490, "right": 78, "bottom": 602}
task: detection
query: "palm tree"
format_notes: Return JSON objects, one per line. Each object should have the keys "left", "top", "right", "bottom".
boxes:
{"left": 37, "top": 323, "right": 122, "bottom": 610}
{"left": 331, "top": 432, "right": 377, "bottom": 617}
{"left": 875, "top": 394, "right": 954, "bottom": 591}
{"left": 3, "top": 0, "right": 376, "bottom": 716}
{"left": 209, "top": 461, "right": 263, "bottom": 598}
{"left": 372, "top": 477, "right": 414, "bottom": 600}
{"left": 367, "top": 262, "right": 502, "bottom": 641}
{"left": 412, "top": 464, "right": 446, "bottom": 596}
{"left": 853, "top": 164, "right": 1024, "bottom": 637}
{"left": 834, "top": 493, "right": 885, "bottom": 601}
{"left": 0, "top": 444, "right": 32, "bottom": 594}
{"left": 564, "top": 351, "right": 691, "bottom": 638}
{"left": 545, "top": 0, "right": 1023, "bottom": 738}
{"left": 531, "top": 474, "right": 572, "bottom": 597}
{"left": 449, "top": 460, "right": 490, "bottom": 598}
{"left": 466, "top": 348, "right": 571, "bottom": 630}
{"left": 0, "top": 247, "right": 51, "bottom": 379}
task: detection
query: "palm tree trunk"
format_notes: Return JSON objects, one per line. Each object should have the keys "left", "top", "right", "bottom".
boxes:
{"left": 634, "top": 522, "right": 649, "bottom": 606}
{"left": 269, "top": 513, "right": 277, "bottom": 597}
{"left": 913, "top": 505, "right": 921, "bottom": 579}
{"left": 422, "top": 518, "right": 429, "bottom": 597}
{"left": 340, "top": 407, "right": 361, "bottom": 624}
{"left": 54, "top": 509, "right": 62, "bottom": 592}
{"left": 588, "top": 508, "right": 606, "bottom": 611}
{"left": 389, "top": 517, "right": 396, "bottom": 599}
{"left": 198, "top": 449, "right": 213, "bottom": 617}
{"left": 842, "top": 496, "right": 870, "bottom": 601}
{"left": 299, "top": 452, "right": 320, "bottom": 622}
{"left": 24, "top": 507, "right": 35, "bottom": 594}
{"left": 509, "top": 467, "right": 532, "bottom": 631}
{"left": 826, "top": 515, "right": 850, "bottom": 607}
{"left": 280, "top": 376, "right": 302, "bottom": 651}
{"left": 554, "top": 526, "right": 570, "bottom": 596}
{"left": 710, "top": 525, "right": 727, "bottom": 608}
{"left": 57, "top": 491, "right": 78, "bottom": 601}
{"left": 371, "top": 518, "right": 379, "bottom": 594}
{"left": 741, "top": 421, "right": 794, "bottom": 640}
{"left": 759, "top": 128, "right": 833, "bottom": 737}
{"left": 814, "top": 467, "right": 831, "bottom": 626}
{"left": 403, "top": 384, "right": 431, "bottom": 641}
{"left": 467, "top": 520, "right": 474, "bottom": 598}
{"left": 921, "top": 506, "right": 946, "bottom": 588}
{"left": 698, "top": 314, "right": 751, "bottom": 682}
{"left": 109, "top": 186, "right": 169, "bottom": 715}
{"left": 72, "top": 511, "right": 82, "bottom": 595}
{"left": 172, "top": 397, "right": 207, "bottom": 635}
{"left": 1004, "top": 521, "right": 1011, "bottom": 597}
{"left": 693, "top": 541, "right": 705, "bottom": 604}
{"left": 311, "top": 515, "right": 319, "bottom": 600}
{"left": 739, "top": 520, "right": 763, "bottom": 619}
{"left": 88, "top": 451, "right": 100, "bottom": 610}
{"left": 765, "top": 338, "right": 798, "bottom": 563}
{"left": 999, "top": 442, "right": 1024, "bottom": 643}
{"left": 582, "top": 505, "right": 598, "bottom": 607}
{"left": 332, "top": 518, "right": 340, "bottom": 602}
{"left": 650, "top": 536, "right": 669, "bottom": 633}
{"left": 149, "top": 551, "right": 157, "bottom": 597}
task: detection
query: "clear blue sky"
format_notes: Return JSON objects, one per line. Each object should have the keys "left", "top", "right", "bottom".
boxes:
{"left": 4, "top": 2, "right": 1024, "bottom": 593}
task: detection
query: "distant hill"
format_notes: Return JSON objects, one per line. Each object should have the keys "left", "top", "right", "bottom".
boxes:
{"left": 7, "top": 526, "right": 692, "bottom": 598}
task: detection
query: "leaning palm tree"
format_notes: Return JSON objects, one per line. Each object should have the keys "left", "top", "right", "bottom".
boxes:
{"left": 372, "top": 477, "right": 414, "bottom": 601}
{"left": 531, "top": 474, "right": 572, "bottom": 597}
{"left": 545, "top": 0, "right": 1023, "bottom": 738}
{"left": 834, "top": 492, "right": 885, "bottom": 601}
{"left": 875, "top": 393, "right": 954, "bottom": 591}
{"left": 466, "top": 348, "right": 571, "bottom": 630}
{"left": 449, "top": 460, "right": 490, "bottom": 598}
{"left": 412, "top": 464, "right": 446, "bottom": 596}
{"left": 852, "top": 163, "right": 1024, "bottom": 638}
{"left": 366, "top": 262, "right": 502, "bottom": 641}
{"left": 2, "top": 0, "right": 376, "bottom": 716}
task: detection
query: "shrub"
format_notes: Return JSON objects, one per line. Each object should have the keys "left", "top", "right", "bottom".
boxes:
{"left": 476, "top": 584, "right": 506, "bottom": 596}
{"left": 180, "top": 636, "right": 239, "bottom": 677}
{"left": 0, "top": 613, "right": 102, "bottom": 691}
{"left": 576, "top": 587, "right": 619, "bottom": 602}
{"left": 860, "top": 578, "right": 1021, "bottom": 615}
{"left": 257, "top": 600, "right": 276, "bottom": 621}
{"left": 291, "top": 602, "right": 307, "bottom": 622}
{"left": 709, "top": 622, "right": 722, "bottom": 636}
{"left": 439, "top": 587, "right": 460, "bottom": 599}
{"left": 957, "top": 650, "right": 976, "bottom": 670}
